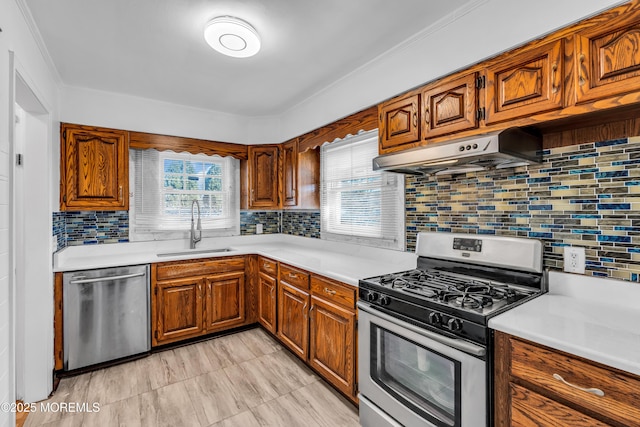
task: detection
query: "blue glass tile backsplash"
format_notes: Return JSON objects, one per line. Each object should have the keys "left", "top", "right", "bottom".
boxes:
{"left": 405, "top": 137, "right": 640, "bottom": 281}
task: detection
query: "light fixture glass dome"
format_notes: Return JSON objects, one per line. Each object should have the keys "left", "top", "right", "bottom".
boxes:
{"left": 204, "top": 16, "right": 261, "bottom": 58}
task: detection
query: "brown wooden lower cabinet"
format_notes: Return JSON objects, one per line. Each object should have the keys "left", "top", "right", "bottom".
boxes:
{"left": 205, "top": 271, "right": 245, "bottom": 333}
{"left": 152, "top": 256, "right": 247, "bottom": 346}
{"left": 309, "top": 294, "right": 356, "bottom": 398}
{"left": 257, "top": 271, "right": 277, "bottom": 334}
{"left": 277, "top": 280, "right": 310, "bottom": 360}
{"left": 155, "top": 276, "right": 205, "bottom": 344}
{"left": 495, "top": 331, "right": 640, "bottom": 427}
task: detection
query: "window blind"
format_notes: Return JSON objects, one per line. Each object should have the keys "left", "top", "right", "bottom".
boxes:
{"left": 320, "top": 130, "right": 405, "bottom": 250}
{"left": 130, "top": 149, "right": 240, "bottom": 239}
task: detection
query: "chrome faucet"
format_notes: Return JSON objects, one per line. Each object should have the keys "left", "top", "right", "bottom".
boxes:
{"left": 190, "top": 200, "right": 202, "bottom": 249}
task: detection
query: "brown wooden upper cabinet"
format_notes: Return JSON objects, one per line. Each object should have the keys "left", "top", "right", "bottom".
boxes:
{"left": 281, "top": 139, "right": 298, "bottom": 207}
{"left": 248, "top": 145, "right": 280, "bottom": 209}
{"left": 378, "top": 93, "right": 421, "bottom": 150}
{"left": 484, "top": 40, "right": 564, "bottom": 125}
{"left": 60, "top": 123, "right": 128, "bottom": 211}
{"left": 422, "top": 72, "right": 479, "bottom": 138}
{"left": 573, "top": 13, "right": 640, "bottom": 104}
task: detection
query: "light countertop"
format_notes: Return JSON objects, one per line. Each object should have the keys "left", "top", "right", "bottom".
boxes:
{"left": 53, "top": 234, "right": 417, "bottom": 286}
{"left": 489, "top": 271, "right": 640, "bottom": 377}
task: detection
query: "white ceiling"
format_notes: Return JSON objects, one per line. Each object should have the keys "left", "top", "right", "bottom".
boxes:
{"left": 25, "top": 0, "right": 472, "bottom": 116}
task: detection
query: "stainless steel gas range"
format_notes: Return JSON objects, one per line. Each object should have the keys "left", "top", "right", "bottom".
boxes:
{"left": 357, "top": 232, "right": 545, "bottom": 427}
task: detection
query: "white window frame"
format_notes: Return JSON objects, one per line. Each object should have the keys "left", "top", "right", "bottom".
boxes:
{"left": 320, "top": 129, "right": 405, "bottom": 250}
{"left": 129, "top": 149, "right": 240, "bottom": 241}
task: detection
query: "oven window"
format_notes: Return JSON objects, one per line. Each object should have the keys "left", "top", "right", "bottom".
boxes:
{"left": 371, "top": 325, "right": 461, "bottom": 427}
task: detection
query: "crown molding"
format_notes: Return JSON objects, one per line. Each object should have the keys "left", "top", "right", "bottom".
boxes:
{"left": 14, "top": 0, "right": 63, "bottom": 86}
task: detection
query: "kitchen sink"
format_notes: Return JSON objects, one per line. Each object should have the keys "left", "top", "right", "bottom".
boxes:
{"left": 156, "top": 248, "right": 236, "bottom": 257}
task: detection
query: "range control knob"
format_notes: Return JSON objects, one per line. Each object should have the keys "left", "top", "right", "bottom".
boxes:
{"left": 428, "top": 312, "right": 442, "bottom": 325}
{"left": 447, "top": 318, "right": 462, "bottom": 331}
{"left": 366, "top": 292, "right": 378, "bottom": 302}
{"left": 458, "top": 145, "right": 465, "bottom": 152}
{"left": 472, "top": 143, "right": 478, "bottom": 149}
{"left": 379, "top": 296, "right": 391, "bottom": 306}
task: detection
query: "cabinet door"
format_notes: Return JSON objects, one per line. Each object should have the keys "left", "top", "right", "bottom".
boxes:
{"left": 205, "top": 271, "right": 245, "bottom": 333}
{"left": 61, "top": 124, "right": 128, "bottom": 210}
{"left": 249, "top": 145, "right": 279, "bottom": 208}
{"left": 379, "top": 94, "right": 421, "bottom": 151}
{"left": 282, "top": 139, "right": 298, "bottom": 207}
{"left": 257, "top": 272, "right": 277, "bottom": 333}
{"left": 154, "top": 277, "right": 204, "bottom": 345}
{"left": 422, "top": 73, "right": 478, "bottom": 138}
{"left": 309, "top": 295, "right": 355, "bottom": 397}
{"left": 484, "top": 40, "right": 563, "bottom": 124}
{"left": 574, "top": 17, "right": 640, "bottom": 104}
{"left": 277, "top": 281, "right": 309, "bottom": 360}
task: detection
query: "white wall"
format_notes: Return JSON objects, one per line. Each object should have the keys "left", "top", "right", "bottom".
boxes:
{"left": 0, "top": 0, "right": 60, "bottom": 420}
{"left": 61, "top": 85, "right": 282, "bottom": 144}
{"left": 61, "top": 0, "right": 624, "bottom": 145}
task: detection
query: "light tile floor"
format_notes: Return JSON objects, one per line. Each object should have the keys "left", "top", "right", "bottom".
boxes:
{"left": 25, "top": 328, "right": 360, "bottom": 427}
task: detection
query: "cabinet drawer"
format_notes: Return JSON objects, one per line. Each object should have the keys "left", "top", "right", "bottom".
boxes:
{"left": 279, "top": 264, "right": 309, "bottom": 290}
{"left": 311, "top": 276, "right": 355, "bottom": 309}
{"left": 156, "top": 256, "right": 245, "bottom": 281}
{"left": 510, "top": 383, "right": 610, "bottom": 427}
{"left": 510, "top": 338, "right": 640, "bottom": 427}
{"left": 259, "top": 257, "right": 277, "bottom": 277}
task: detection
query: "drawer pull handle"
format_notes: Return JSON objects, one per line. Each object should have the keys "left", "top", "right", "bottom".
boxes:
{"left": 323, "top": 287, "right": 337, "bottom": 296}
{"left": 288, "top": 273, "right": 298, "bottom": 279}
{"left": 553, "top": 373, "right": 604, "bottom": 397}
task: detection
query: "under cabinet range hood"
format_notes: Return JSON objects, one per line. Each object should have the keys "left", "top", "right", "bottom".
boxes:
{"left": 372, "top": 127, "right": 542, "bottom": 176}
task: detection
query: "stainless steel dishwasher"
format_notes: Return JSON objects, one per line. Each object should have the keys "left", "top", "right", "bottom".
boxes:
{"left": 63, "top": 264, "right": 150, "bottom": 370}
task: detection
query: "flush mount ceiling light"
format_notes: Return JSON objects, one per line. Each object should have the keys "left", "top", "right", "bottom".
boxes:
{"left": 204, "top": 16, "right": 261, "bottom": 58}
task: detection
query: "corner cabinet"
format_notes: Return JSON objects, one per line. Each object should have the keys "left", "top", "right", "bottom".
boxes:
{"left": 151, "top": 256, "right": 247, "bottom": 346}
{"left": 281, "top": 139, "right": 298, "bottom": 207}
{"left": 248, "top": 145, "right": 280, "bottom": 209}
{"left": 494, "top": 331, "right": 640, "bottom": 427}
{"left": 60, "top": 123, "right": 128, "bottom": 211}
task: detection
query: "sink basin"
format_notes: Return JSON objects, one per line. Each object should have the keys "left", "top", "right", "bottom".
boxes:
{"left": 157, "top": 248, "right": 236, "bottom": 257}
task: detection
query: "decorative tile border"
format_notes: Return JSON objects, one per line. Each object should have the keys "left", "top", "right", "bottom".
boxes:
{"left": 240, "top": 210, "right": 281, "bottom": 235}
{"left": 282, "top": 210, "right": 321, "bottom": 238}
{"left": 64, "top": 211, "right": 129, "bottom": 246}
{"left": 406, "top": 136, "right": 640, "bottom": 281}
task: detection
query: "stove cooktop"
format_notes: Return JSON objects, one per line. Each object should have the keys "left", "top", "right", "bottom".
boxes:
{"left": 361, "top": 268, "right": 537, "bottom": 318}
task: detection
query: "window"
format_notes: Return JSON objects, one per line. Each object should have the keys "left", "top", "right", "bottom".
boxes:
{"left": 130, "top": 149, "right": 240, "bottom": 240}
{"left": 321, "top": 130, "right": 405, "bottom": 250}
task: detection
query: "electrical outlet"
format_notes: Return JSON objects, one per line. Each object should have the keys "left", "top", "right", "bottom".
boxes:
{"left": 563, "top": 246, "right": 585, "bottom": 274}
{"left": 256, "top": 223, "right": 263, "bottom": 234}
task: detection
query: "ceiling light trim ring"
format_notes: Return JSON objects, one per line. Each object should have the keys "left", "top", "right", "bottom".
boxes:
{"left": 204, "top": 16, "right": 261, "bottom": 58}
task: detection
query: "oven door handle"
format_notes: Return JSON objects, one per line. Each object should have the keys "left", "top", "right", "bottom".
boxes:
{"left": 357, "top": 302, "right": 486, "bottom": 357}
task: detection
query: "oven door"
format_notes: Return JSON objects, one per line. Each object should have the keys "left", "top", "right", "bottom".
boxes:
{"left": 358, "top": 302, "right": 487, "bottom": 427}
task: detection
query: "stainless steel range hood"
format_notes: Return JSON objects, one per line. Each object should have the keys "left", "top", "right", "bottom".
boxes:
{"left": 372, "top": 127, "right": 542, "bottom": 176}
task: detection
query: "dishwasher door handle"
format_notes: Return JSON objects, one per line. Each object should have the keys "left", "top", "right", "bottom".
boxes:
{"left": 69, "top": 271, "right": 146, "bottom": 284}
